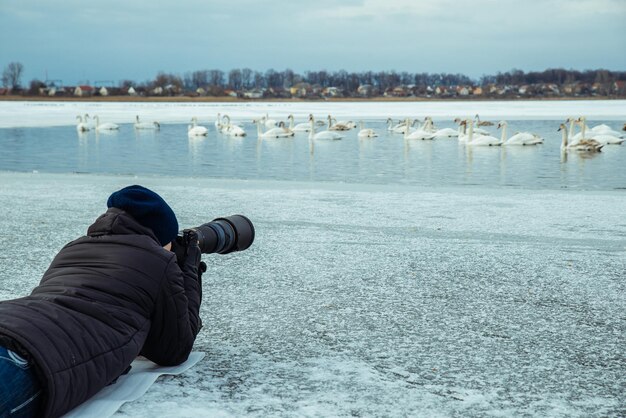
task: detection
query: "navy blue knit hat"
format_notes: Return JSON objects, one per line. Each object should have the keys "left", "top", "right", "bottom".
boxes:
{"left": 107, "top": 185, "right": 178, "bottom": 246}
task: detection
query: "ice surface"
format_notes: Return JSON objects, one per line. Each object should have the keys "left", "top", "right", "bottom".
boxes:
{"left": 0, "top": 99, "right": 625, "bottom": 128}
{"left": 0, "top": 172, "right": 624, "bottom": 417}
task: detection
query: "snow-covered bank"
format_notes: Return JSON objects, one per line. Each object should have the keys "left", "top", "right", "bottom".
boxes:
{"left": 1, "top": 172, "right": 624, "bottom": 417}
{"left": 0, "top": 99, "right": 625, "bottom": 128}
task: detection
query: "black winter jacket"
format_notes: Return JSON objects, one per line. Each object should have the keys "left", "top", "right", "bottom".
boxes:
{"left": 0, "top": 208, "right": 202, "bottom": 418}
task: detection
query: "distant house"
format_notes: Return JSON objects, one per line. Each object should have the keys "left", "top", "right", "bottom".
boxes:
{"left": 152, "top": 86, "right": 164, "bottom": 95}
{"left": 290, "top": 82, "right": 311, "bottom": 98}
{"left": 357, "top": 84, "right": 373, "bottom": 97}
{"left": 127, "top": 86, "right": 137, "bottom": 96}
{"left": 224, "top": 89, "right": 238, "bottom": 98}
{"left": 74, "top": 85, "right": 94, "bottom": 97}
{"left": 435, "top": 86, "right": 448, "bottom": 96}
{"left": 323, "top": 87, "right": 342, "bottom": 97}
{"left": 243, "top": 89, "right": 264, "bottom": 99}
{"left": 196, "top": 87, "right": 207, "bottom": 96}
{"left": 472, "top": 86, "right": 483, "bottom": 96}
{"left": 614, "top": 81, "right": 625, "bottom": 94}
{"left": 457, "top": 86, "right": 470, "bottom": 96}
{"left": 98, "top": 86, "right": 109, "bottom": 96}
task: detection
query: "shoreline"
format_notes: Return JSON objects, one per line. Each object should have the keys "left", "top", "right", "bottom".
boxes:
{"left": 0, "top": 95, "right": 623, "bottom": 103}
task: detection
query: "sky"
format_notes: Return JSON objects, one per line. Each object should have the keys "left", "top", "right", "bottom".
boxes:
{"left": 1, "top": 0, "right": 625, "bottom": 86}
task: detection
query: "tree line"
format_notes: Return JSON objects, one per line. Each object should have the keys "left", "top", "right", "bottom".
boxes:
{"left": 2, "top": 61, "right": 625, "bottom": 97}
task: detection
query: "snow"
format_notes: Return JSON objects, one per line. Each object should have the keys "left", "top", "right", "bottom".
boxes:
{"left": 0, "top": 171, "right": 624, "bottom": 417}
{"left": 0, "top": 99, "right": 625, "bottom": 128}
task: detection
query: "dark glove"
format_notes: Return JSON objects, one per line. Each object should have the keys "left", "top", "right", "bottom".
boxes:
{"left": 172, "top": 229, "right": 201, "bottom": 272}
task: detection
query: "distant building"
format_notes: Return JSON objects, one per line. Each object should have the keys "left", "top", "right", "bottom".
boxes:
{"left": 74, "top": 85, "right": 94, "bottom": 97}
{"left": 127, "top": 86, "right": 137, "bottom": 96}
{"left": 472, "top": 87, "right": 483, "bottom": 96}
{"left": 323, "top": 87, "right": 342, "bottom": 97}
{"left": 457, "top": 86, "right": 470, "bottom": 96}
{"left": 243, "top": 89, "right": 264, "bottom": 99}
{"left": 290, "top": 82, "right": 311, "bottom": 98}
{"left": 99, "top": 86, "right": 109, "bottom": 96}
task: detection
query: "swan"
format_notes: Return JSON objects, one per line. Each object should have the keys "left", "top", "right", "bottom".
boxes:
{"left": 424, "top": 117, "right": 458, "bottom": 138}
{"left": 222, "top": 115, "right": 246, "bottom": 137}
{"left": 404, "top": 119, "right": 436, "bottom": 140}
{"left": 576, "top": 117, "right": 624, "bottom": 145}
{"left": 357, "top": 121, "right": 378, "bottom": 138}
{"left": 134, "top": 115, "right": 160, "bottom": 130}
{"left": 334, "top": 118, "right": 356, "bottom": 129}
{"left": 93, "top": 115, "right": 119, "bottom": 131}
{"left": 387, "top": 118, "right": 412, "bottom": 134}
{"left": 308, "top": 115, "right": 344, "bottom": 140}
{"left": 287, "top": 114, "right": 312, "bottom": 132}
{"left": 215, "top": 113, "right": 225, "bottom": 133}
{"left": 188, "top": 117, "right": 208, "bottom": 136}
{"left": 589, "top": 123, "right": 624, "bottom": 137}
{"left": 474, "top": 114, "right": 494, "bottom": 126}
{"left": 454, "top": 117, "right": 490, "bottom": 135}
{"left": 328, "top": 116, "right": 352, "bottom": 131}
{"left": 263, "top": 114, "right": 277, "bottom": 129}
{"left": 255, "top": 119, "right": 294, "bottom": 138}
{"left": 558, "top": 123, "right": 603, "bottom": 152}
{"left": 497, "top": 121, "right": 543, "bottom": 145}
{"left": 466, "top": 120, "right": 501, "bottom": 146}
{"left": 76, "top": 115, "right": 89, "bottom": 132}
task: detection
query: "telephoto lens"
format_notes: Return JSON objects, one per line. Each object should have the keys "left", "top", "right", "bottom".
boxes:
{"left": 192, "top": 215, "right": 255, "bottom": 254}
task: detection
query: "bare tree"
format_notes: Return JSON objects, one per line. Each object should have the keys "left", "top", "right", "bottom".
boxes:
{"left": 2, "top": 62, "right": 24, "bottom": 90}
{"left": 241, "top": 68, "right": 253, "bottom": 89}
{"left": 228, "top": 69, "right": 242, "bottom": 90}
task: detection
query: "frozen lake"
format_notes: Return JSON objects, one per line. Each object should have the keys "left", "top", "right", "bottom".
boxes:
{"left": 0, "top": 101, "right": 625, "bottom": 417}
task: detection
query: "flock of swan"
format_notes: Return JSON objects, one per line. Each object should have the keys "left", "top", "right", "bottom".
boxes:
{"left": 75, "top": 113, "right": 625, "bottom": 153}
{"left": 76, "top": 114, "right": 159, "bottom": 132}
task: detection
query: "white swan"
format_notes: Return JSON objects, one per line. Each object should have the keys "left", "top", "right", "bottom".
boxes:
{"left": 308, "top": 115, "right": 343, "bottom": 140}
{"left": 558, "top": 123, "right": 603, "bottom": 152}
{"left": 454, "top": 117, "right": 490, "bottom": 136}
{"left": 387, "top": 118, "right": 412, "bottom": 134}
{"left": 76, "top": 115, "right": 89, "bottom": 132}
{"left": 188, "top": 117, "right": 208, "bottom": 136}
{"left": 404, "top": 119, "right": 436, "bottom": 140}
{"left": 424, "top": 117, "right": 458, "bottom": 138}
{"left": 466, "top": 120, "right": 501, "bottom": 146}
{"left": 328, "top": 116, "right": 352, "bottom": 131}
{"left": 498, "top": 121, "right": 543, "bottom": 145}
{"left": 287, "top": 114, "right": 312, "bottom": 132}
{"left": 134, "top": 115, "right": 160, "bottom": 130}
{"left": 263, "top": 114, "right": 277, "bottom": 129}
{"left": 255, "top": 119, "right": 294, "bottom": 138}
{"left": 577, "top": 117, "right": 624, "bottom": 145}
{"left": 222, "top": 115, "right": 246, "bottom": 137}
{"left": 215, "top": 113, "right": 225, "bottom": 133}
{"left": 93, "top": 115, "right": 119, "bottom": 131}
{"left": 357, "top": 121, "right": 378, "bottom": 138}
{"left": 589, "top": 123, "right": 624, "bottom": 137}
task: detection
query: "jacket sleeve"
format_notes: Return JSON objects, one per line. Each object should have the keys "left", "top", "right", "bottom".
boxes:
{"left": 139, "top": 247, "right": 203, "bottom": 366}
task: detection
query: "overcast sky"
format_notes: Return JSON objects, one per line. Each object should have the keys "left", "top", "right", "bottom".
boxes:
{"left": 1, "top": 0, "right": 625, "bottom": 85}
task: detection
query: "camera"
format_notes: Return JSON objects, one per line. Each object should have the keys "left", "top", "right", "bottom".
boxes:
{"left": 185, "top": 215, "right": 255, "bottom": 255}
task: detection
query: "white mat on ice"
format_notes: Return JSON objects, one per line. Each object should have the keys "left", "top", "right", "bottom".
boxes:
{"left": 62, "top": 352, "right": 205, "bottom": 418}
